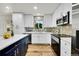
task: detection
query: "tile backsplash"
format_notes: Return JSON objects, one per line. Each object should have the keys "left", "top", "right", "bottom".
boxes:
{"left": 44, "top": 24, "right": 72, "bottom": 35}
{"left": 44, "top": 27, "right": 53, "bottom": 32}
{"left": 58, "top": 24, "right": 72, "bottom": 35}
{"left": 24, "top": 27, "right": 33, "bottom": 32}
{"left": 24, "top": 24, "right": 72, "bottom": 35}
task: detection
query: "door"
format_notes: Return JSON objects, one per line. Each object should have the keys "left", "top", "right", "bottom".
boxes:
{"left": 12, "top": 13, "right": 25, "bottom": 34}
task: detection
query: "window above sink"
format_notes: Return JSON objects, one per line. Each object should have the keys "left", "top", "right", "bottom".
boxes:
{"left": 34, "top": 16, "right": 43, "bottom": 29}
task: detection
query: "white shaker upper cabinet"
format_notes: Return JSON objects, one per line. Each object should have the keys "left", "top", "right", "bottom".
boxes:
{"left": 43, "top": 14, "right": 53, "bottom": 27}
{"left": 12, "top": 13, "right": 25, "bottom": 34}
{"left": 24, "top": 14, "right": 34, "bottom": 27}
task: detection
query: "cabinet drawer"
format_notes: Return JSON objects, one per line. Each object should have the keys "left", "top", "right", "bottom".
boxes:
{"left": 61, "top": 47, "right": 71, "bottom": 56}
{"left": 61, "top": 40, "right": 71, "bottom": 49}
{"left": 61, "top": 37, "right": 71, "bottom": 43}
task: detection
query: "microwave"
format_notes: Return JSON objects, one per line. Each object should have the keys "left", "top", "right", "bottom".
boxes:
{"left": 63, "top": 11, "right": 70, "bottom": 24}
{"left": 56, "top": 11, "right": 70, "bottom": 26}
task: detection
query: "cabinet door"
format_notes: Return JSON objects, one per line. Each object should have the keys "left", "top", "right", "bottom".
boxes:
{"left": 39, "top": 34, "right": 51, "bottom": 44}
{"left": 32, "top": 34, "right": 40, "bottom": 44}
{"left": 24, "top": 37, "right": 28, "bottom": 54}
{"left": 16, "top": 43, "right": 22, "bottom": 56}
{"left": 44, "top": 14, "right": 52, "bottom": 27}
{"left": 24, "top": 14, "right": 33, "bottom": 27}
{"left": 20, "top": 37, "right": 28, "bottom": 56}
{"left": 20, "top": 40, "right": 25, "bottom": 56}
{"left": 26, "top": 36, "right": 30, "bottom": 44}
{"left": 27, "top": 35, "right": 31, "bottom": 44}
{"left": 4, "top": 46, "right": 17, "bottom": 56}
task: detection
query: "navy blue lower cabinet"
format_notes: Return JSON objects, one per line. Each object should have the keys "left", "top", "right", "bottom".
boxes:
{"left": 20, "top": 41, "right": 25, "bottom": 56}
{"left": 28, "top": 34, "right": 31, "bottom": 44}
{"left": 16, "top": 43, "right": 22, "bottom": 56}
{"left": 21, "top": 36, "right": 29, "bottom": 55}
{"left": 4, "top": 45, "right": 18, "bottom": 56}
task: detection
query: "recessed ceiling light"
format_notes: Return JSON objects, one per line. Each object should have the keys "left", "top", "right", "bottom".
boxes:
{"left": 33, "top": 6, "right": 38, "bottom": 10}
{"left": 6, "top": 6, "right": 9, "bottom": 9}
{"left": 5, "top": 6, "right": 13, "bottom": 13}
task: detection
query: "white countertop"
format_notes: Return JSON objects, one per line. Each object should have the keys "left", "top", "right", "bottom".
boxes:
{"left": 0, "top": 34, "right": 29, "bottom": 51}
{"left": 25, "top": 32, "right": 52, "bottom": 34}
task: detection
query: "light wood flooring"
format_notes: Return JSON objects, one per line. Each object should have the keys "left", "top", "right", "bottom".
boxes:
{"left": 26, "top": 44, "right": 57, "bottom": 56}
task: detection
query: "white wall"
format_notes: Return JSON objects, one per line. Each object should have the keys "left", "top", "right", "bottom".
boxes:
{"left": 24, "top": 14, "right": 33, "bottom": 27}
{"left": 0, "top": 15, "right": 11, "bottom": 35}
{"left": 52, "top": 3, "right": 72, "bottom": 27}
{"left": 43, "top": 14, "right": 52, "bottom": 27}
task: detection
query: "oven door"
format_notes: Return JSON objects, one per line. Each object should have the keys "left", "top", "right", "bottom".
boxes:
{"left": 51, "top": 35, "right": 60, "bottom": 56}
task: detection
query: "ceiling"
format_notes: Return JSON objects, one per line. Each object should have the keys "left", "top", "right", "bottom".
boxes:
{"left": 0, "top": 3, "right": 60, "bottom": 15}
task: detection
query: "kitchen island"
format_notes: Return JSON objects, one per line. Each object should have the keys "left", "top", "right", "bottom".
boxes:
{"left": 0, "top": 34, "right": 31, "bottom": 56}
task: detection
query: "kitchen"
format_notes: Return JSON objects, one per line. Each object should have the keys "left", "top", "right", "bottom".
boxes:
{"left": 0, "top": 3, "right": 75, "bottom": 56}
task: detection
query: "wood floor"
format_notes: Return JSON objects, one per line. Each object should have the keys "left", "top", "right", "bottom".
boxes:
{"left": 26, "top": 44, "right": 57, "bottom": 56}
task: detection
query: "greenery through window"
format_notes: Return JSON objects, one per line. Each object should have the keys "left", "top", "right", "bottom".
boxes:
{"left": 34, "top": 16, "right": 43, "bottom": 29}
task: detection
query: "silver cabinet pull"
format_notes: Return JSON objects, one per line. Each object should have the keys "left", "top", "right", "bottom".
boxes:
{"left": 14, "top": 50, "right": 17, "bottom": 56}
{"left": 65, "top": 43, "right": 67, "bottom": 45}
{"left": 65, "top": 51, "right": 67, "bottom": 54}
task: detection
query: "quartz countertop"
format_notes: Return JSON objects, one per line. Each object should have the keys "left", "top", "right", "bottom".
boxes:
{"left": 51, "top": 34, "right": 72, "bottom": 44}
{"left": 25, "top": 32, "right": 52, "bottom": 34}
{"left": 51, "top": 34, "right": 72, "bottom": 38}
{"left": 0, "top": 34, "right": 29, "bottom": 51}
